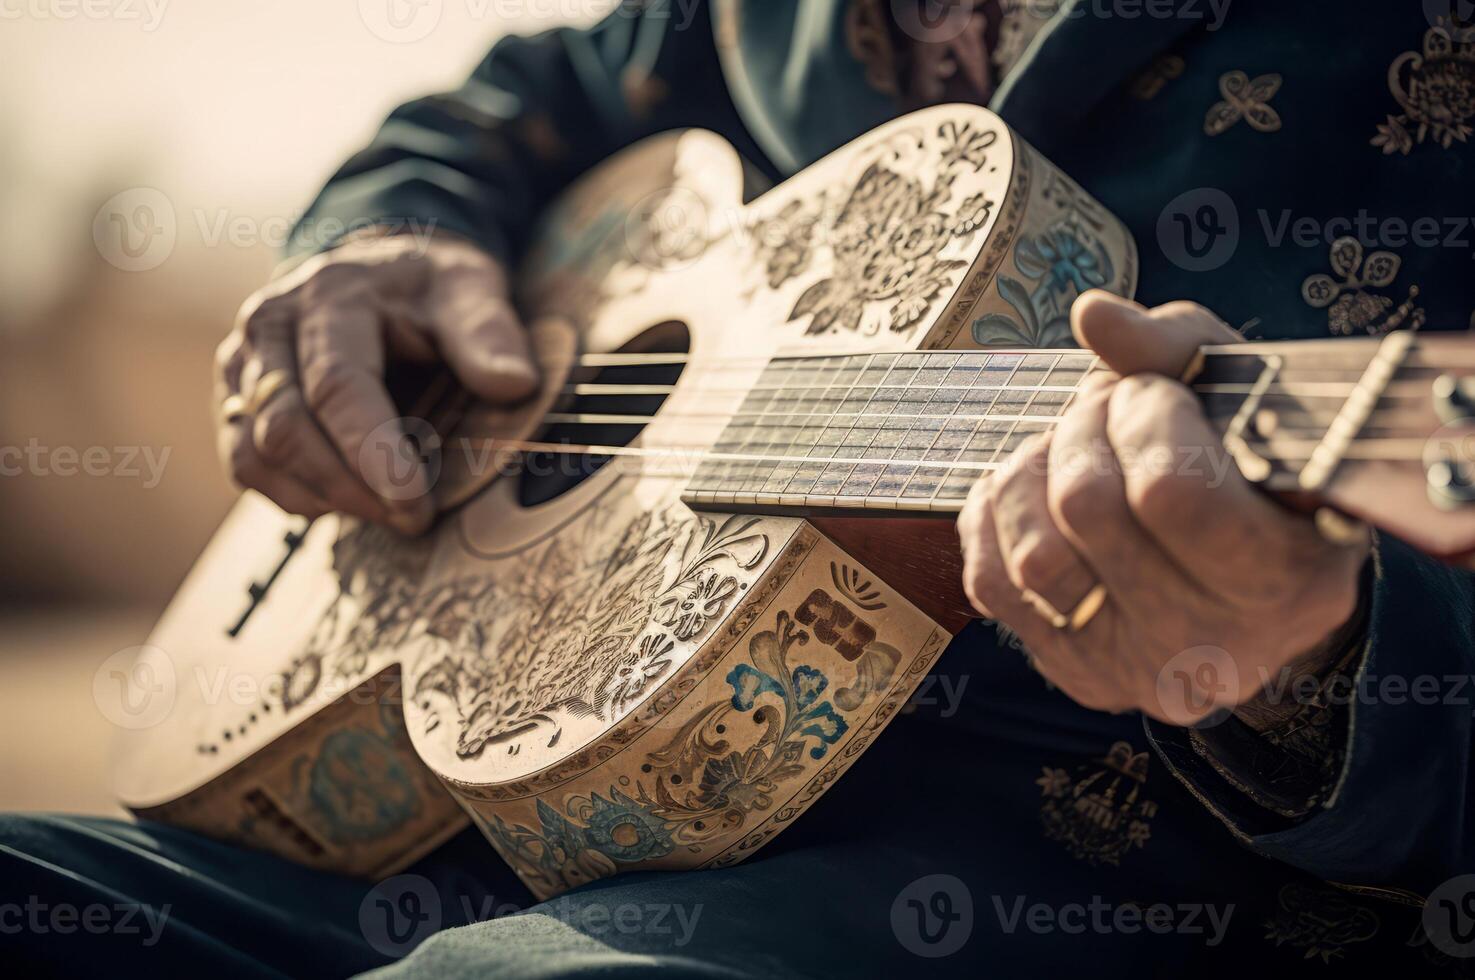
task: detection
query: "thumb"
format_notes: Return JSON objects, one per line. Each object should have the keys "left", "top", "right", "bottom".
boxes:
{"left": 1071, "top": 290, "right": 1242, "bottom": 379}
{"left": 424, "top": 263, "right": 540, "bottom": 404}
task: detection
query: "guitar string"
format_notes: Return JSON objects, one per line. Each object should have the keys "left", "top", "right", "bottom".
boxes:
{"left": 535, "top": 405, "right": 1433, "bottom": 430}
{"left": 565, "top": 348, "right": 1473, "bottom": 370}
{"left": 560, "top": 380, "right": 1432, "bottom": 399}
{"left": 447, "top": 436, "right": 1426, "bottom": 514}
{"left": 425, "top": 346, "right": 1462, "bottom": 493}
{"left": 452, "top": 435, "right": 1436, "bottom": 475}
{"left": 451, "top": 386, "right": 1443, "bottom": 477}
{"left": 508, "top": 380, "right": 1439, "bottom": 432}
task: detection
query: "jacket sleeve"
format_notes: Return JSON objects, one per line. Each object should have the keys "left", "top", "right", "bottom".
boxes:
{"left": 1147, "top": 534, "right": 1475, "bottom": 897}
{"left": 286, "top": 0, "right": 764, "bottom": 264}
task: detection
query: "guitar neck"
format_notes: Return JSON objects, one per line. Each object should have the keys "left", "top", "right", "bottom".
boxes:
{"left": 678, "top": 340, "right": 1379, "bottom": 516}
{"left": 679, "top": 334, "right": 1475, "bottom": 565}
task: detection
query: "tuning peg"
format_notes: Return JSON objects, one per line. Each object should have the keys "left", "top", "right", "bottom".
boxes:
{"left": 1428, "top": 455, "right": 1475, "bottom": 510}
{"left": 1433, "top": 374, "right": 1475, "bottom": 425}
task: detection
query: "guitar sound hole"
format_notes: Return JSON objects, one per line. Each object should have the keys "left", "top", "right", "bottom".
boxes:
{"left": 518, "top": 321, "right": 689, "bottom": 507}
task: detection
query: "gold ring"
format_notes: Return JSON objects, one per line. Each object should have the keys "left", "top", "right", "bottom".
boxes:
{"left": 221, "top": 393, "right": 249, "bottom": 423}
{"left": 1066, "top": 583, "right": 1108, "bottom": 632}
{"left": 1022, "top": 582, "right": 1109, "bottom": 633}
{"left": 246, "top": 369, "right": 293, "bottom": 416}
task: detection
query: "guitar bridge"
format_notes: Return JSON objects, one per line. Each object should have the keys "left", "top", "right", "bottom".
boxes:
{"left": 227, "top": 521, "right": 311, "bottom": 638}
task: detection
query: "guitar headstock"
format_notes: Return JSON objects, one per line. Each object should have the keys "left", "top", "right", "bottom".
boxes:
{"left": 1197, "top": 332, "right": 1475, "bottom": 567}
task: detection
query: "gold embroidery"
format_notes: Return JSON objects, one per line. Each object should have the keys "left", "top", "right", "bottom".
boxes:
{"left": 1301, "top": 236, "right": 1425, "bottom": 336}
{"left": 1131, "top": 54, "right": 1185, "bottom": 101}
{"left": 1372, "top": 19, "right": 1475, "bottom": 155}
{"left": 1037, "top": 741, "right": 1158, "bottom": 866}
{"left": 1205, "top": 71, "right": 1283, "bottom": 135}
{"left": 1263, "top": 883, "right": 1379, "bottom": 963}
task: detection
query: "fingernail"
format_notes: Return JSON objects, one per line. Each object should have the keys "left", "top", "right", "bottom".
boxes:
{"left": 489, "top": 355, "right": 542, "bottom": 401}
{"left": 489, "top": 352, "right": 537, "bottom": 378}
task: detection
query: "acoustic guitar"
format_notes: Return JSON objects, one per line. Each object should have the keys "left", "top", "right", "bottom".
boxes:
{"left": 113, "top": 105, "right": 1475, "bottom": 901}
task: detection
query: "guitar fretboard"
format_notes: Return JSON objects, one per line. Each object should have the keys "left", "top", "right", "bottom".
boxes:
{"left": 682, "top": 351, "right": 1096, "bottom": 514}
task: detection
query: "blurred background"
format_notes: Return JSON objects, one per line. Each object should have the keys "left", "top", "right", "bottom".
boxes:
{"left": 0, "top": 0, "right": 609, "bottom": 814}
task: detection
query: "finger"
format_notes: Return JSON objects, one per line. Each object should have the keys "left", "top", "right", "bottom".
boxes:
{"left": 254, "top": 388, "right": 397, "bottom": 526}
{"left": 989, "top": 434, "right": 1099, "bottom": 625}
{"left": 1105, "top": 374, "right": 1312, "bottom": 598}
{"left": 217, "top": 418, "right": 331, "bottom": 519}
{"left": 960, "top": 494, "right": 1042, "bottom": 634}
{"left": 1046, "top": 378, "right": 1188, "bottom": 610}
{"left": 214, "top": 329, "right": 247, "bottom": 395}
{"left": 1071, "top": 291, "right": 1242, "bottom": 380}
{"left": 424, "top": 263, "right": 539, "bottom": 403}
{"left": 298, "top": 299, "right": 435, "bottom": 534}
{"left": 957, "top": 475, "right": 1000, "bottom": 618}
{"left": 961, "top": 491, "right": 1122, "bottom": 707}
{"left": 245, "top": 306, "right": 394, "bottom": 526}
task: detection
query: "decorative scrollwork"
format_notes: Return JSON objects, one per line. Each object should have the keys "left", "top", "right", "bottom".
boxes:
{"left": 281, "top": 501, "right": 770, "bottom": 765}
{"left": 754, "top": 121, "right": 1001, "bottom": 337}
{"left": 477, "top": 601, "right": 882, "bottom": 896}
{"left": 1373, "top": 19, "right": 1475, "bottom": 155}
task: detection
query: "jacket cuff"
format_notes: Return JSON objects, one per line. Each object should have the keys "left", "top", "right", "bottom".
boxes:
{"left": 1146, "top": 534, "right": 1475, "bottom": 891}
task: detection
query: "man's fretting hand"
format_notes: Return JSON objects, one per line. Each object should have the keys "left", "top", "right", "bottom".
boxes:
{"left": 214, "top": 233, "right": 538, "bottom": 535}
{"left": 956, "top": 291, "right": 1369, "bottom": 726}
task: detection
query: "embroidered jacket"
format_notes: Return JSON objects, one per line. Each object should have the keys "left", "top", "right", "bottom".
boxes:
{"left": 290, "top": 0, "right": 1475, "bottom": 925}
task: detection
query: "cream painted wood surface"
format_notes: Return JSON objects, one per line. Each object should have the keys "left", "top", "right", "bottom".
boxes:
{"left": 115, "top": 106, "right": 1136, "bottom": 898}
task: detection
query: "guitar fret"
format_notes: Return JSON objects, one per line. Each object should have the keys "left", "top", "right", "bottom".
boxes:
{"left": 816, "top": 354, "right": 880, "bottom": 500}
{"left": 683, "top": 349, "right": 1094, "bottom": 512}
{"left": 899, "top": 355, "right": 959, "bottom": 502}
{"left": 985, "top": 355, "right": 1029, "bottom": 469}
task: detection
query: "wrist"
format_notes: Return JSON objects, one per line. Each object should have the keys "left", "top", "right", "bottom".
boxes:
{"left": 1232, "top": 562, "right": 1373, "bottom": 733}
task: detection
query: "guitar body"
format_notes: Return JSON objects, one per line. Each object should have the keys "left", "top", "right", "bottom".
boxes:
{"left": 115, "top": 105, "right": 1137, "bottom": 900}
